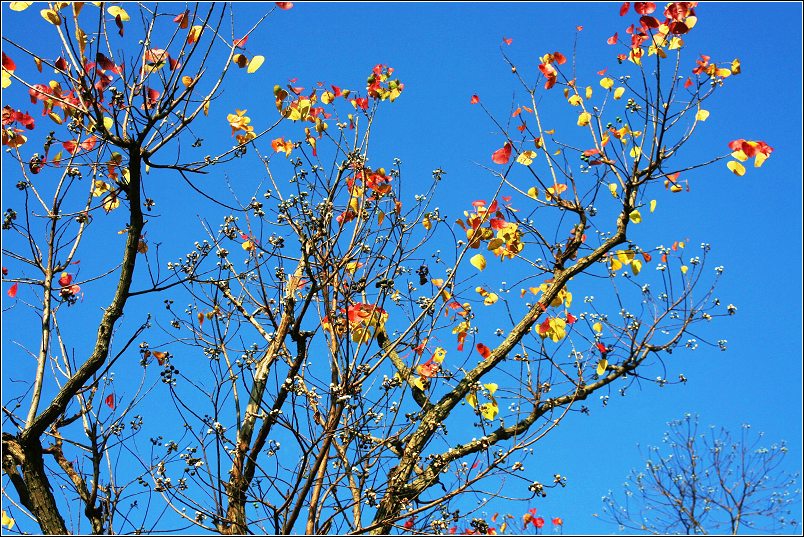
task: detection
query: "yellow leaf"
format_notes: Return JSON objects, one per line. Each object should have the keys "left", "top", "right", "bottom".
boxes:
{"left": 466, "top": 393, "right": 478, "bottom": 408}
{"left": 613, "top": 87, "right": 625, "bottom": 100}
{"left": 650, "top": 199, "right": 656, "bottom": 212}
{"left": 484, "top": 293, "right": 499, "bottom": 306}
{"left": 585, "top": 86, "right": 593, "bottom": 99}
{"left": 600, "top": 77, "right": 614, "bottom": 90}
{"left": 203, "top": 99, "right": 210, "bottom": 116}
{"left": 187, "top": 24, "right": 203, "bottom": 44}
{"left": 592, "top": 322, "right": 603, "bottom": 333}
{"left": 76, "top": 27, "right": 87, "bottom": 57}
{"left": 609, "top": 183, "right": 618, "bottom": 198}
{"left": 568, "top": 94, "right": 583, "bottom": 106}
{"left": 1, "top": 71, "right": 11, "bottom": 89}
{"left": 247, "top": 55, "right": 265, "bottom": 74}
{"left": 610, "top": 257, "right": 623, "bottom": 271}
{"left": 242, "top": 240, "right": 255, "bottom": 251}
{"left": 484, "top": 383, "right": 498, "bottom": 395}
{"left": 727, "top": 161, "right": 746, "bottom": 176}
{"left": 754, "top": 152, "right": 768, "bottom": 168}
{"left": 630, "top": 258, "right": 642, "bottom": 276}
{"left": 107, "top": 5, "right": 129, "bottom": 21}
{"left": 680, "top": 265, "right": 688, "bottom": 274}
{"left": 101, "top": 192, "right": 120, "bottom": 212}
{"left": 2, "top": 510, "right": 14, "bottom": 530}
{"left": 577, "top": 112, "right": 591, "bottom": 127}
{"left": 596, "top": 358, "right": 608, "bottom": 376}
{"left": 433, "top": 347, "right": 447, "bottom": 363}
{"left": 410, "top": 376, "right": 425, "bottom": 391}
{"left": 102, "top": 116, "right": 114, "bottom": 131}
{"left": 470, "top": 253, "right": 486, "bottom": 271}
{"left": 731, "top": 58, "right": 741, "bottom": 75}
{"left": 629, "top": 209, "right": 642, "bottom": 224}
{"left": 516, "top": 150, "right": 537, "bottom": 165}
{"left": 10, "top": 2, "right": 33, "bottom": 11}
{"left": 40, "top": 8, "right": 61, "bottom": 24}
{"left": 617, "top": 250, "right": 635, "bottom": 265}
{"left": 182, "top": 75, "right": 194, "bottom": 87}
{"left": 630, "top": 146, "right": 641, "bottom": 159}
{"left": 696, "top": 109, "right": 709, "bottom": 121}
{"left": 527, "top": 186, "right": 539, "bottom": 199}
{"left": 479, "top": 402, "right": 499, "bottom": 420}
{"left": 422, "top": 215, "right": 432, "bottom": 230}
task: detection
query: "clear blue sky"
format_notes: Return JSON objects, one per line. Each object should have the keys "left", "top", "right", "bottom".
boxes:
{"left": 2, "top": 2, "right": 802, "bottom": 534}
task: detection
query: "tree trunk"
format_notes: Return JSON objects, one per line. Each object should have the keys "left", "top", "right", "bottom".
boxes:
{"left": 3, "top": 435, "right": 69, "bottom": 534}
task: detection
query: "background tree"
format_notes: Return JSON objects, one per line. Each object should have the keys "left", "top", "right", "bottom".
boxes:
{"left": 599, "top": 414, "right": 800, "bottom": 535}
{"left": 1, "top": 2, "right": 794, "bottom": 536}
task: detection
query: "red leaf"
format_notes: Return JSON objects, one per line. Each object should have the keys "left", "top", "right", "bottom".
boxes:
{"left": 665, "top": 2, "right": 694, "bottom": 21}
{"left": 619, "top": 2, "right": 630, "bottom": 16}
{"left": 275, "top": 2, "right": 293, "bottom": 9}
{"left": 582, "top": 148, "right": 600, "bottom": 157}
{"left": 640, "top": 15, "right": 660, "bottom": 28}
{"left": 55, "top": 57, "right": 69, "bottom": 72}
{"left": 8, "top": 283, "right": 18, "bottom": 298}
{"left": 607, "top": 32, "right": 619, "bottom": 45}
{"left": 596, "top": 342, "right": 608, "bottom": 354}
{"left": 502, "top": 37, "right": 513, "bottom": 45}
{"left": 105, "top": 394, "right": 115, "bottom": 409}
{"left": 553, "top": 51, "right": 567, "bottom": 65}
{"left": 634, "top": 2, "right": 656, "bottom": 15}
{"left": 1, "top": 267, "right": 7, "bottom": 276}
{"left": 491, "top": 143, "right": 512, "bottom": 165}
{"left": 234, "top": 35, "right": 249, "bottom": 49}
{"left": 668, "top": 21, "right": 689, "bottom": 34}
{"left": 642, "top": 251, "right": 652, "bottom": 262}
{"left": 476, "top": 343, "right": 491, "bottom": 359}
{"left": 470, "top": 94, "right": 479, "bottom": 104}
{"left": 566, "top": 313, "right": 577, "bottom": 325}
{"left": 403, "top": 518, "right": 415, "bottom": 530}
{"left": 115, "top": 14, "right": 124, "bottom": 37}
{"left": 684, "top": 77, "right": 692, "bottom": 89}
{"left": 80, "top": 136, "right": 97, "bottom": 152}
{"left": 2, "top": 52, "right": 16, "bottom": 72}
{"left": 173, "top": 10, "right": 189, "bottom": 29}
{"left": 58, "top": 273, "right": 73, "bottom": 286}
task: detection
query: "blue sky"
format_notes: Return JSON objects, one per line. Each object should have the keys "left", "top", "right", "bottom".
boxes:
{"left": 2, "top": 2, "right": 802, "bottom": 534}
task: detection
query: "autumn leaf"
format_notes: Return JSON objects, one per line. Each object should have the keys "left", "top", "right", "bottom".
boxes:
{"left": 7, "top": 283, "right": 18, "bottom": 298}
{"left": 107, "top": 6, "right": 130, "bottom": 22}
{"left": 476, "top": 343, "right": 492, "bottom": 359}
{"left": 152, "top": 351, "right": 168, "bottom": 365}
{"left": 470, "top": 253, "right": 487, "bottom": 271}
{"left": 516, "top": 150, "right": 537, "bottom": 165}
{"left": 577, "top": 111, "right": 591, "bottom": 126}
{"left": 727, "top": 161, "right": 746, "bottom": 176}
{"left": 105, "top": 394, "right": 115, "bottom": 409}
{"left": 629, "top": 209, "right": 642, "bottom": 223}
{"left": 470, "top": 94, "right": 479, "bottom": 104}
{"left": 247, "top": 55, "right": 265, "bottom": 73}
{"left": 1, "top": 510, "right": 14, "bottom": 530}
{"left": 275, "top": 2, "right": 293, "bottom": 9}
{"left": 491, "top": 142, "right": 512, "bottom": 164}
